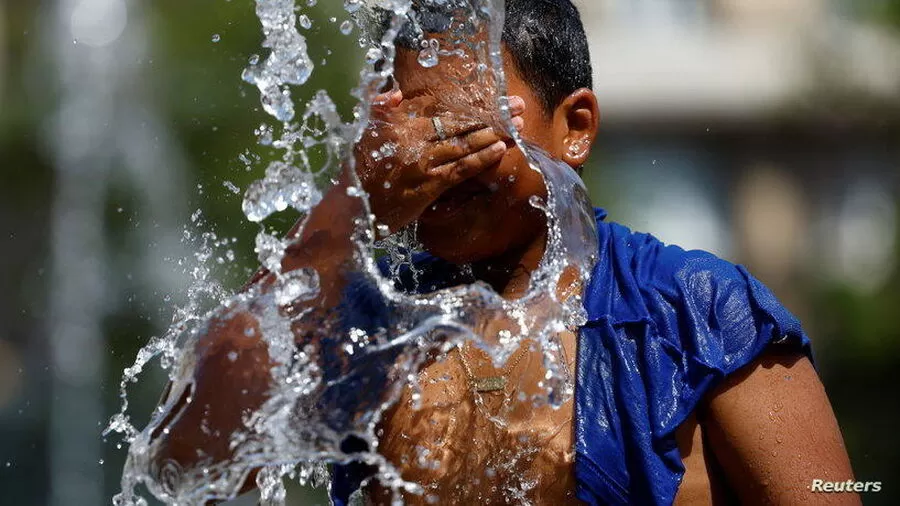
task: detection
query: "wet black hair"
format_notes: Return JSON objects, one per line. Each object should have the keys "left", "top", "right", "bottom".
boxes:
{"left": 501, "top": 0, "right": 593, "bottom": 115}
{"left": 361, "top": 0, "right": 593, "bottom": 116}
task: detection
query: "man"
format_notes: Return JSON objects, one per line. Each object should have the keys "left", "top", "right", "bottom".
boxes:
{"left": 143, "top": 1, "right": 858, "bottom": 504}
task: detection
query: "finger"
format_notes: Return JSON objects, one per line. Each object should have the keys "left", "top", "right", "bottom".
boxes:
{"left": 427, "top": 127, "right": 505, "bottom": 167}
{"left": 425, "top": 99, "right": 524, "bottom": 142}
{"left": 508, "top": 96, "right": 526, "bottom": 116}
{"left": 425, "top": 114, "right": 487, "bottom": 142}
{"left": 373, "top": 89, "right": 403, "bottom": 108}
{"left": 368, "top": 90, "right": 402, "bottom": 125}
{"left": 424, "top": 140, "right": 506, "bottom": 194}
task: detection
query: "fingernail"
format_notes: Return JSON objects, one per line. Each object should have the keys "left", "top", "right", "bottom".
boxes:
{"left": 491, "top": 140, "right": 506, "bottom": 153}
{"left": 374, "top": 92, "right": 395, "bottom": 105}
{"left": 512, "top": 116, "right": 525, "bottom": 131}
{"left": 508, "top": 96, "right": 526, "bottom": 113}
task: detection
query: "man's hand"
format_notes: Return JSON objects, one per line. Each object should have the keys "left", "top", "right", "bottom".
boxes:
{"left": 356, "top": 90, "right": 525, "bottom": 233}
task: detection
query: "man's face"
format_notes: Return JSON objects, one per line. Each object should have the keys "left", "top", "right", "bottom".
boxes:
{"left": 391, "top": 45, "right": 557, "bottom": 264}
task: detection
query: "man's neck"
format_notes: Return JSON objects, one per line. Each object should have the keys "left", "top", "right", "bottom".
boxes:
{"left": 471, "top": 231, "right": 547, "bottom": 299}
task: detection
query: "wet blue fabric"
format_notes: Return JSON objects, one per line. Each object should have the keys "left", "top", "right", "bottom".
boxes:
{"left": 330, "top": 208, "right": 811, "bottom": 506}
{"left": 316, "top": 272, "right": 403, "bottom": 433}
{"left": 572, "top": 208, "right": 811, "bottom": 505}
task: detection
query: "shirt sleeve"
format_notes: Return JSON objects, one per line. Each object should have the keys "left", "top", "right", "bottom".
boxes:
{"left": 641, "top": 242, "right": 812, "bottom": 440}
{"left": 575, "top": 222, "right": 812, "bottom": 505}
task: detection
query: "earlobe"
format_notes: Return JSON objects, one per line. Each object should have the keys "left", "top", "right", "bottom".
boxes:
{"left": 557, "top": 88, "right": 600, "bottom": 168}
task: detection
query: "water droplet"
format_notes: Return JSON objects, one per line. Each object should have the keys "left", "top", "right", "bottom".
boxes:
{"left": 299, "top": 15, "right": 312, "bottom": 30}
{"left": 211, "top": 33, "right": 221, "bottom": 43}
{"left": 365, "top": 47, "right": 383, "bottom": 64}
{"left": 255, "top": 123, "right": 274, "bottom": 146}
{"left": 274, "top": 268, "right": 320, "bottom": 305}
{"left": 343, "top": 0, "right": 362, "bottom": 13}
{"left": 222, "top": 180, "right": 240, "bottom": 195}
{"left": 418, "top": 38, "right": 440, "bottom": 68}
{"left": 339, "top": 20, "right": 353, "bottom": 35}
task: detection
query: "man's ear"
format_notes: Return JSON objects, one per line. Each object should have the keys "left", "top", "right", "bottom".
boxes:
{"left": 553, "top": 88, "right": 600, "bottom": 168}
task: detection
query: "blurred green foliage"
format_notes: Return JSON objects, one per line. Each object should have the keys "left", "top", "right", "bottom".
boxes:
{"left": 878, "top": 0, "right": 900, "bottom": 28}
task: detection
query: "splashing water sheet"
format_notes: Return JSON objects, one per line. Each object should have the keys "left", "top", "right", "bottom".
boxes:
{"left": 107, "top": 1, "right": 599, "bottom": 504}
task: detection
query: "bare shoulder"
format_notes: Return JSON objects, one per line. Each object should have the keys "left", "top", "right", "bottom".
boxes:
{"left": 699, "top": 346, "right": 860, "bottom": 505}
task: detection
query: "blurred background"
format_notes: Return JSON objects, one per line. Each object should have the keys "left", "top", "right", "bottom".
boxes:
{"left": 1, "top": 0, "right": 898, "bottom": 504}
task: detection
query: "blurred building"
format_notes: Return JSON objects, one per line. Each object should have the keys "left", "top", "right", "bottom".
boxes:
{"left": 576, "top": 0, "right": 900, "bottom": 316}
{"left": 581, "top": 0, "right": 900, "bottom": 119}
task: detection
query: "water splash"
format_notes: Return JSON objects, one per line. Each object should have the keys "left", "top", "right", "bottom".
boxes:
{"left": 240, "top": 0, "right": 315, "bottom": 122}
{"left": 242, "top": 161, "right": 322, "bottom": 223}
{"left": 109, "top": 1, "right": 598, "bottom": 504}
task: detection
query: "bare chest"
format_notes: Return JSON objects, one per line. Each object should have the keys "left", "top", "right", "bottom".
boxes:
{"left": 368, "top": 334, "right": 723, "bottom": 505}
{"left": 369, "top": 339, "right": 580, "bottom": 505}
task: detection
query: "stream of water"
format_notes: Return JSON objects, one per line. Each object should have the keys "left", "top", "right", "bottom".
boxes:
{"left": 106, "top": 1, "right": 598, "bottom": 504}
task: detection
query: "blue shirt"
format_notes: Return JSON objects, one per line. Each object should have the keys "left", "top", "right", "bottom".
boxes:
{"left": 331, "top": 208, "right": 811, "bottom": 505}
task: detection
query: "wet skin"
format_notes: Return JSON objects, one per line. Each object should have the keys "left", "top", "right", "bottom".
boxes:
{"left": 142, "top": 42, "right": 859, "bottom": 506}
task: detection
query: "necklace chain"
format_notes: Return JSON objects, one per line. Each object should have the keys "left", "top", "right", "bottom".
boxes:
{"left": 456, "top": 342, "right": 530, "bottom": 394}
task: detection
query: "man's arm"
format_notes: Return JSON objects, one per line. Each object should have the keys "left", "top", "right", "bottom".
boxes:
{"left": 701, "top": 347, "right": 859, "bottom": 505}
{"left": 143, "top": 172, "right": 365, "bottom": 497}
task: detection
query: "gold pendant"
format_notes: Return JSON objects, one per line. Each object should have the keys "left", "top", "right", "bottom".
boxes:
{"left": 473, "top": 376, "right": 506, "bottom": 393}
